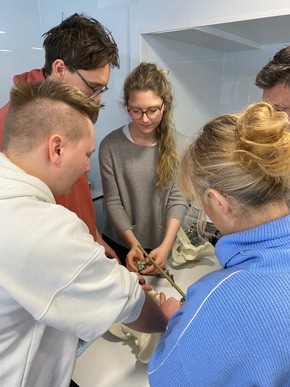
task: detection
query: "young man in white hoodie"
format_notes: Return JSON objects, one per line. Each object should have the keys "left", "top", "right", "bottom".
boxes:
{"left": 0, "top": 80, "right": 180, "bottom": 387}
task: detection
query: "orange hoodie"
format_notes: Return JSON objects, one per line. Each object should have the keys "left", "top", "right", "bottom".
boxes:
{"left": 0, "top": 69, "right": 97, "bottom": 240}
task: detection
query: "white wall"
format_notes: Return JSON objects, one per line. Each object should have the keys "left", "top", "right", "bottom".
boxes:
{"left": 0, "top": 0, "right": 43, "bottom": 106}
{"left": 138, "top": 0, "right": 290, "bottom": 32}
{"left": 220, "top": 44, "right": 287, "bottom": 114}
{"left": 141, "top": 34, "right": 224, "bottom": 136}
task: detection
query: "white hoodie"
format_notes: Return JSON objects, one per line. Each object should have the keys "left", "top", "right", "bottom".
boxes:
{"left": 0, "top": 152, "right": 144, "bottom": 387}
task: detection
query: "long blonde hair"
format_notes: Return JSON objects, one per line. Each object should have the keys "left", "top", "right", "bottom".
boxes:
{"left": 123, "top": 62, "right": 179, "bottom": 189}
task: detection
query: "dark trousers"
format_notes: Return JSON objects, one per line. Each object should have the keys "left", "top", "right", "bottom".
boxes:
{"left": 102, "top": 234, "right": 152, "bottom": 267}
{"left": 102, "top": 234, "right": 129, "bottom": 266}
{"left": 70, "top": 380, "right": 79, "bottom": 387}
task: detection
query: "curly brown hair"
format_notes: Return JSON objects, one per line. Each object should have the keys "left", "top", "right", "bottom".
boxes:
{"left": 123, "top": 62, "right": 179, "bottom": 189}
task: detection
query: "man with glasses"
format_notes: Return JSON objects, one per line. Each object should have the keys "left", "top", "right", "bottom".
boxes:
{"left": 0, "top": 13, "right": 119, "bottom": 260}
{"left": 255, "top": 45, "right": 290, "bottom": 119}
{"left": 72, "top": 67, "right": 109, "bottom": 98}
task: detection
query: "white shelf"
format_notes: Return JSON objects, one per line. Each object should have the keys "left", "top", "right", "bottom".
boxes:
{"left": 143, "top": 14, "right": 290, "bottom": 52}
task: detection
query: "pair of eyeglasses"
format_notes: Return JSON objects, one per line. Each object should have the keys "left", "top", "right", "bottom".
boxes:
{"left": 127, "top": 102, "right": 164, "bottom": 120}
{"left": 72, "top": 67, "right": 108, "bottom": 98}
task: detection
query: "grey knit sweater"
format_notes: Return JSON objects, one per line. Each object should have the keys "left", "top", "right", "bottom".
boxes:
{"left": 99, "top": 125, "right": 189, "bottom": 249}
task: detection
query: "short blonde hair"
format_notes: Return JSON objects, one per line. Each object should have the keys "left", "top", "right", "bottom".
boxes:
{"left": 3, "top": 79, "right": 101, "bottom": 153}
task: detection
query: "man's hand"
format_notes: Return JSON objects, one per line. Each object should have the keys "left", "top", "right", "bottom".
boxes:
{"left": 95, "top": 228, "right": 120, "bottom": 263}
{"left": 159, "top": 292, "right": 183, "bottom": 320}
{"left": 135, "top": 272, "right": 153, "bottom": 291}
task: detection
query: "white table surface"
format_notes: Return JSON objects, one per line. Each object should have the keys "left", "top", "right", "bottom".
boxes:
{"left": 72, "top": 255, "right": 221, "bottom": 387}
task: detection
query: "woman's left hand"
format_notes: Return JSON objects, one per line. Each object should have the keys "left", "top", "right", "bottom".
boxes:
{"left": 140, "top": 246, "right": 169, "bottom": 275}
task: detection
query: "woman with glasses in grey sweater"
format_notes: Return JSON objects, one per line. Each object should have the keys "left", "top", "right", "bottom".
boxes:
{"left": 99, "top": 62, "right": 188, "bottom": 273}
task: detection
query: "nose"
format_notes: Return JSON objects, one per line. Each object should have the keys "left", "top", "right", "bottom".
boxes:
{"left": 141, "top": 112, "right": 150, "bottom": 122}
{"left": 90, "top": 94, "right": 102, "bottom": 101}
{"left": 86, "top": 159, "right": 91, "bottom": 173}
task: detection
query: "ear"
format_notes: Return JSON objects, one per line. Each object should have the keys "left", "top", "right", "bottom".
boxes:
{"left": 48, "top": 134, "right": 64, "bottom": 165}
{"left": 207, "top": 188, "right": 231, "bottom": 216}
{"left": 51, "top": 59, "right": 66, "bottom": 81}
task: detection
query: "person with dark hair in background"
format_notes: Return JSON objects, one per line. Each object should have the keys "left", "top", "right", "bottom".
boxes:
{"left": 0, "top": 12, "right": 120, "bottom": 260}
{"left": 99, "top": 62, "right": 188, "bottom": 272}
{"left": 149, "top": 102, "right": 290, "bottom": 386}
{"left": 0, "top": 79, "right": 180, "bottom": 387}
{"left": 255, "top": 45, "right": 290, "bottom": 118}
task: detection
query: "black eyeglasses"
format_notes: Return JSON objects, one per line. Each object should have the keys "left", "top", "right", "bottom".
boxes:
{"left": 72, "top": 67, "right": 108, "bottom": 98}
{"left": 127, "top": 102, "right": 164, "bottom": 120}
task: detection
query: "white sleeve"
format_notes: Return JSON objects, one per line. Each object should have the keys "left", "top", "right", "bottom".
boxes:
{"left": 4, "top": 203, "right": 145, "bottom": 342}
